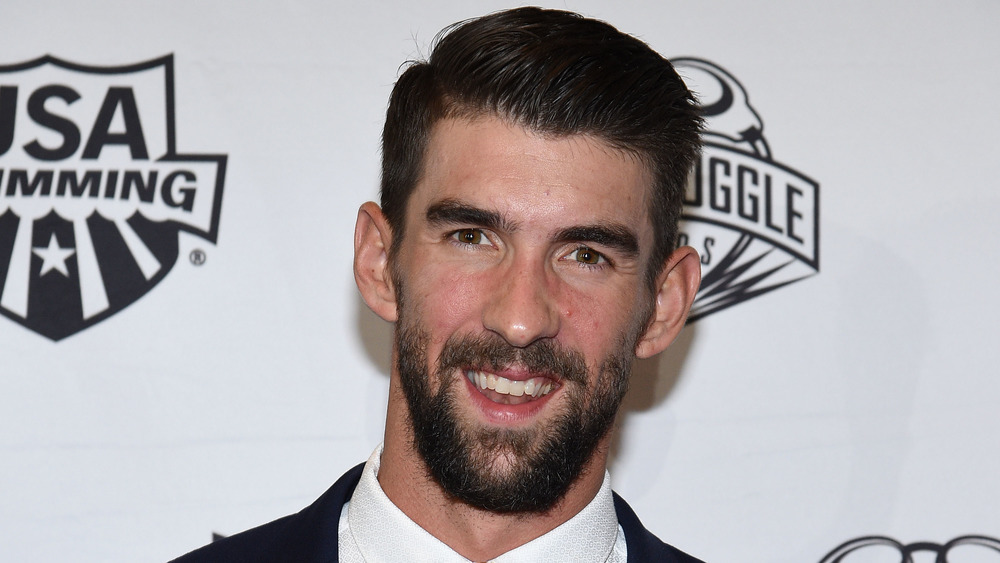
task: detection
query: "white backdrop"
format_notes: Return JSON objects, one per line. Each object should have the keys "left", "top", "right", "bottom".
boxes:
{"left": 2, "top": 1, "right": 999, "bottom": 562}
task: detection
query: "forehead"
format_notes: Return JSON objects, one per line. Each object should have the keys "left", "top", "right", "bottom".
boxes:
{"left": 408, "top": 116, "right": 653, "bottom": 230}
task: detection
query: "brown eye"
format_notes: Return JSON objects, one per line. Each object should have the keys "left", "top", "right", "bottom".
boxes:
{"left": 572, "top": 246, "right": 603, "bottom": 265}
{"left": 454, "top": 229, "right": 484, "bottom": 244}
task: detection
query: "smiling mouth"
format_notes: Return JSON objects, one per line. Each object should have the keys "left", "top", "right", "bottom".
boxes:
{"left": 464, "top": 370, "right": 556, "bottom": 405}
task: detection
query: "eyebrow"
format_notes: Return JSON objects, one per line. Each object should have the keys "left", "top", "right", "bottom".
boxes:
{"left": 426, "top": 199, "right": 519, "bottom": 233}
{"left": 425, "top": 198, "right": 639, "bottom": 258}
{"left": 554, "top": 224, "right": 639, "bottom": 258}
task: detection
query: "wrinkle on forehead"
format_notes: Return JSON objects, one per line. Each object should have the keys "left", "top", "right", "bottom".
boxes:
{"left": 424, "top": 117, "right": 651, "bottom": 199}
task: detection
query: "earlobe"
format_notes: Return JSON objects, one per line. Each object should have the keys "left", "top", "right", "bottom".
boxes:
{"left": 354, "top": 201, "right": 399, "bottom": 322}
{"left": 635, "top": 246, "right": 701, "bottom": 359}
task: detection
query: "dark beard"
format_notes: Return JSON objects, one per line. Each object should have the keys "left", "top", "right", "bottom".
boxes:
{"left": 396, "top": 326, "right": 634, "bottom": 513}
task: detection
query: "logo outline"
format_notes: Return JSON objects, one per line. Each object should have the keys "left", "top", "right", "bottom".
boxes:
{"left": 0, "top": 54, "right": 226, "bottom": 340}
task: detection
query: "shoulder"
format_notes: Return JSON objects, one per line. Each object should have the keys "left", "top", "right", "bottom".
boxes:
{"left": 613, "top": 492, "right": 707, "bottom": 563}
{"left": 169, "top": 464, "right": 365, "bottom": 563}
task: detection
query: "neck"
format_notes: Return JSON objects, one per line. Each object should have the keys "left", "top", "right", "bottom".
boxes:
{"left": 378, "top": 380, "right": 612, "bottom": 561}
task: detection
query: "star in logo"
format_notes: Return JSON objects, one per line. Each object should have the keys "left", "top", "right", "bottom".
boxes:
{"left": 32, "top": 234, "right": 76, "bottom": 277}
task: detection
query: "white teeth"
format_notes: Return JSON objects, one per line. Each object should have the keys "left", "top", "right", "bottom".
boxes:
{"left": 524, "top": 380, "right": 536, "bottom": 396}
{"left": 466, "top": 371, "right": 554, "bottom": 398}
{"left": 508, "top": 381, "right": 525, "bottom": 396}
{"left": 494, "top": 377, "right": 510, "bottom": 394}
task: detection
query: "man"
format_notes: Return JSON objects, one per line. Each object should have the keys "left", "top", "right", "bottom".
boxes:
{"left": 173, "top": 7, "right": 704, "bottom": 562}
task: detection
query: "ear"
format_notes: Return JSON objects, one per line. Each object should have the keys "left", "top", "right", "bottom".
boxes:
{"left": 354, "top": 201, "right": 398, "bottom": 322}
{"left": 634, "top": 245, "right": 701, "bottom": 359}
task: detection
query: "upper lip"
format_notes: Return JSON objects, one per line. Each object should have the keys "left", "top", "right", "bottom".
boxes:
{"left": 463, "top": 365, "right": 559, "bottom": 383}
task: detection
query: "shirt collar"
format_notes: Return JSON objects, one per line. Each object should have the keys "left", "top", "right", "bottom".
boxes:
{"left": 344, "top": 444, "right": 621, "bottom": 562}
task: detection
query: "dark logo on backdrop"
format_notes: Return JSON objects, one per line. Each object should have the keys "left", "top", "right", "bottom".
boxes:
{"left": 672, "top": 58, "right": 819, "bottom": 321}
{"left": 819, "top": 535, "right": 1000, "bottom": 562}
{"left": 0, "top": 55, "right": 225, "bottom": 340}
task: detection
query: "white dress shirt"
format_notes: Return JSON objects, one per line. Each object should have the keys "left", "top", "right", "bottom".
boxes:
{"left": 338, "top": 444, "right": 627, "bottom": 562}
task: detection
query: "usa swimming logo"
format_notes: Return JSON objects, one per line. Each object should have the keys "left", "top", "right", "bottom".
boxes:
{"left": 0, "top": 55, "right": 226, "bottom": 340}
{"left": 673, "top": 58, "right": 819, "bottom": 321}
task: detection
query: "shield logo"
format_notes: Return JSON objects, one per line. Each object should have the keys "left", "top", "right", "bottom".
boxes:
{"left": 673, "top": 58, "right": 820, "bottom": 321}
{"left": 0, "top": 55, "right": 226, "bottom": 340}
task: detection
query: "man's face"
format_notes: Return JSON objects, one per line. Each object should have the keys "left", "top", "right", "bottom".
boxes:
{"left": 390, "top": 116, "right": 659, "bottom": 512}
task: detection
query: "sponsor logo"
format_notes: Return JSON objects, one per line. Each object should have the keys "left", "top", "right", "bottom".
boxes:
{"left": 672, "top": 58, "right": 819, "bottom": 321}
{"left": 0, "top": 55, "right": 225, "bottom": 340}
{"left": 820, "top": 535, "right": 1000, "bottom": 562}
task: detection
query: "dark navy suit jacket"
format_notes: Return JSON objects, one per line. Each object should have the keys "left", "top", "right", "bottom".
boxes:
{"left": 171, "top": 464, "right": 704, "bottom": 562}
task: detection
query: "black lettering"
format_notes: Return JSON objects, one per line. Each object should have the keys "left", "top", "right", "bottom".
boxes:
{"left": 57, "top": 170, "right": 102, "bottom": 197}
{"left": 24, "top": 85, "right": 82, "bottom": 161}
{"left": 786, "top": 183, "right": 805, "bottom": 243}
{"left": 82, "top": 87, "right": 148, "bottom": 159}
{"left": 121, "top": 170, "right": 157, "bottom": 203}
{"left": 676, "top": 232, "right": 689, "bottom": 247}
{"left": 736, "top": 165, "right": 759, "bottom": 222}
{"left": 103, "top": 170, "right": 119, "bottom": 199}
{"left": 702, "top": 237, "right": 714, "bottom": 265}
{"left": 5, "top": 169, "right": 54, "bottom": 196}
{"left": 764, "top": 175, "right": 783, "bottom": 234}
{"left": 161, "top": 170, "right": 196, "bottom": 211}
{"left": 708, "top": 157, "right": 731, "bottom": 212}
{"left": 0, "top": 86, "right": 17, "bottom": 157}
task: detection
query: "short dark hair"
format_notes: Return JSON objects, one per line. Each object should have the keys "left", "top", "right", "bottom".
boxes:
{"left": 380, "top": 7, "right": 702, "bottom": 283}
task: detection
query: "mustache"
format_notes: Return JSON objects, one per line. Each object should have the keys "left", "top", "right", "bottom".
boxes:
{"left": 436, "top": 332, "right": 589, "bottom": 385}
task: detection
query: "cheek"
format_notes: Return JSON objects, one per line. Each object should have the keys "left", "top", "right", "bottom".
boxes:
{"left": 559, "top": 281, "right": 649, "bottom": 357}
{"left": 408, "top": 267, "right": 487, "bottom": 341}
{"left": 559, "top": 290, "right": 617, "bottom": 346}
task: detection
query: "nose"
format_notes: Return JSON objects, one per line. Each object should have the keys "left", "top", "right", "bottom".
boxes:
{"left": 482, "top": 258, "right": 560, "bottom": 348}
